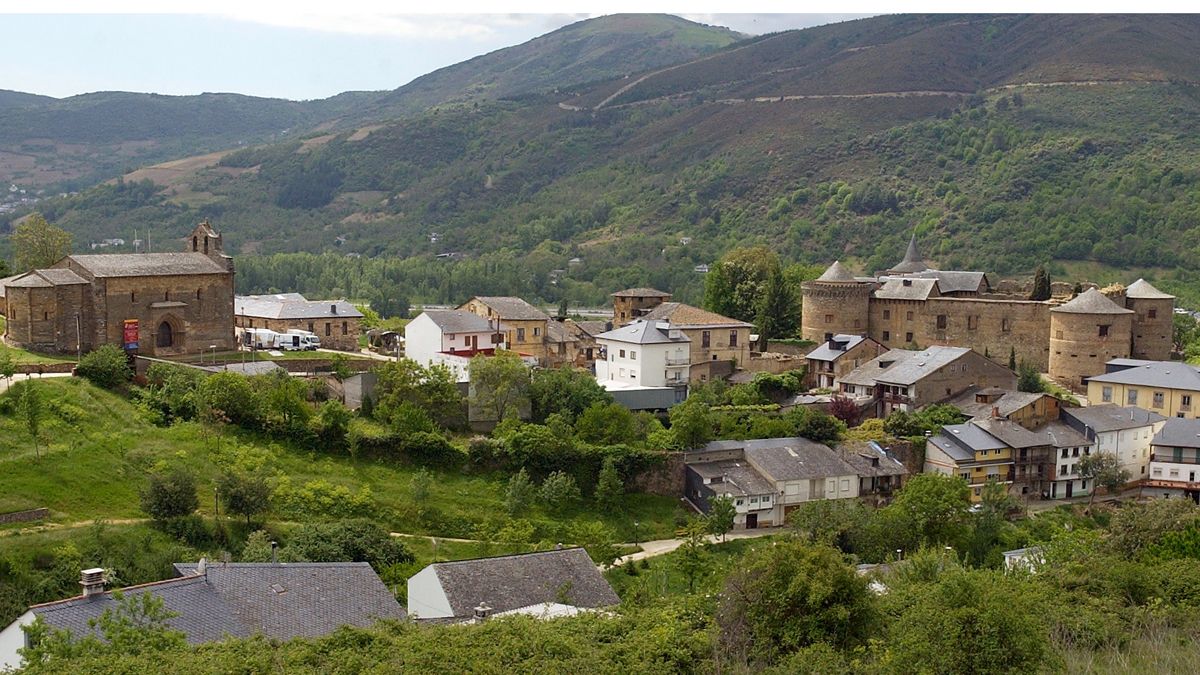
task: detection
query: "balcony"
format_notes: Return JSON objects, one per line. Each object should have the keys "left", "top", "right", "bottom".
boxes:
{"left": 665, "top": 356, "right": 690, "bottom": 366}
{"left": 1150, "top": 454, "right": 1200, "bottom": 466}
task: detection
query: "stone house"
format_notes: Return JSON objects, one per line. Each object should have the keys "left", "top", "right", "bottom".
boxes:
{"left": 611, "top": 287, "right": 673, "bottom": 326}
{"left": 805, "top": 334, "right": 887, "bottom": 389}
{"left": 841, "top": 345, "right": 1017, "bottom": 417}
{"left": 949, "top": 387, "right": 1061, "bottom": 428}
{"left": 639, "top": 302, "right": 753, "bottom": 383}
{"left": 1, "top": 222, "right": 234, "bottom": 356}
{"left": 234, "top": 293, "right": 363, "bottom": 351}
{"left": 458, "top": 296, "right": 549, "bottom": 364}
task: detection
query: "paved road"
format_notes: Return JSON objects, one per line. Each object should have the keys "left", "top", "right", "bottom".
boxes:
{"left": 0, "top": 372, "right": 73, "bottom": 394}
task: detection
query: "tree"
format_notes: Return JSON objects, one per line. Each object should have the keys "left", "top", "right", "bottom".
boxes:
{"left": 198, "top": 372, "right": 263, "bottom": 430}
{"left": 1029, "top": 265, "right": 1051, "bottom": 301}
{"left": 504, "top": 468, "right": 536, "bottom": 516}
{"left": 755, "top": 261, "right": 800, "bottom": 343}
{"left": 668, "top": 399, "right": 713, "bottom": 449}
{"left": 140, "top": 468, "right": 199, "bottom": 522}
{"left": 707, "top": 495, "right": 736, "bottom": 542}
{"left": 16, "top": 380, "right": 43, "bottom": 459}
{"left": 374, "top": 359, "right": 464, "bottom": 430}
{"left": 311, "top": 400, "right": 353, "bottom": 450}
{"left": 11, "top": 212, "right": 71, "bottom": 273}
{"left": 21, "top": 589, "right": 185, "bottom": 664}
{"left": 575, "top": 402, "right": 637, "bottom": 445}
{"left": 676, "top": 518, "right": 709, "bottom": 592}
{"left": 1016, "top": 362, "right": 1044, "bottom": 393}
{"left": 240, "top": 530, "right": 276, "bottom": 562}
{"left": 468, "top": 351, "right": 530, "bottom": 422}
{"left": 538, "top": 471, "right": 581, "bottom": 511}
{"left": 787, "top": 499, "right": 870, "bottom": 550}
{"left": 529, "top": 366, "right": 612, "bottom": 423}
{"left": 1078, "top": 452, "right": 1130, "bottom": 508}
{"left": 827, "top": 395, "right": 860, "bottom": 425}
{"left": 75, "top": 345, "right": 132, "bottom": 389}
{"left": 705, "top": 246, "right": 780, "bottom": 323}
{"left": 717, "top": 540, "right": 875, "bottom": 663}
{"left": 887, "top": 473, "right": 971, "bottom": 548}
{"left": 0, "top": 348, "right": 15, "bottom": 388}
{"left": 594, "top": 457, "right": 624, "bottom": 511}
{"left": 285, "top": 519, "right": 412, "bottom": 568}
{"left": 217, "top": 470, "right": 272, "bottom": 526}
{"left": 570, "top": 520, "right": 619, "bottom": 568}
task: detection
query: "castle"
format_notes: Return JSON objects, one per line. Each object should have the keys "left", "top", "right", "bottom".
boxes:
{"left": 800, "top": 235, "right": 1175, "bottom": 390}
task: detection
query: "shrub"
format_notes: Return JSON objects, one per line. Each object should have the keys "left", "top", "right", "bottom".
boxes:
{"left": 284, "top": 519, "right": 413, "bottom": 569}
{"left": 75, "top": 344, "right": 132, "bottom": 389}
{"left": 539, "top": 471, "right": 581, "bottom": 511}
{"left": 402, "top": 431, "right": 461, "bottom": 466}
{"left": 140, "top": 468, "right": 199, "bottom": 522}
{"left": 272, "top": 477, "right": 376, "bottom": 520}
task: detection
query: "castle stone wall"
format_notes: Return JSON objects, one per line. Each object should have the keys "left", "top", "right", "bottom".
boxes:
{"left": 1049, "top": 311, "right": 1133, "bottom": 389}
{"left": 800, "top": 282, "right": 873, "bottom": 342}
{"left": 1129, "top": 296, "right": 1174, "bottom": 360}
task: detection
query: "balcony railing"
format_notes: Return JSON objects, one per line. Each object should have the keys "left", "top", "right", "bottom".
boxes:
{"left": 1150, "top": 454, "right": 1200, "bottom": 466}
{"left": 665, "top": 357, "right": 690, "bottom": 366}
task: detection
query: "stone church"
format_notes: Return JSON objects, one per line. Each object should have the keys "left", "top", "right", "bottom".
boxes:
{"left": 1, "top": 222, "right": 235, "bottom": 356}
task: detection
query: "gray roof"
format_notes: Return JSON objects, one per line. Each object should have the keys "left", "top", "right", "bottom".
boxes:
{"left": 689, "top": 459, "right": 774, "bottom": 497}
{"left": 875, "top": 277, "right": 939, "bottom": 301}
{"left": 1051, "top": 288, "right": 1134, "bottom": 315}
{"left": 65, "top": 252, "right": 229, "bottom": 277}
{"left": 420, "top": 309, "right": 495, "bottom": 334}
{"left": 1086, "top": 360, "right": 1200, "bottom": 390}
{"left": 545, "top": 319, "right": 577, "bottom": 345}
{"left": 874, "top": 346, "right": 972, "bottom": 386}
{"left": 837, "top": 441, "right": 908, "bottom": 478}
{"left": 426, "top": 548, "right": 618, "bottom": 618}
{"left": 974, "top": 417, "right": 1051, "bottom": 449}
{"left": 704, "top": 437, "right": 857, "bottom": 481}
{"left": 201, "top": 361, "right": 285, "bottom": 376}
{"left": 816, "top": 261, "right": 857, "bottom": 282}
{"left": 806, "top": 334, "right": 869, "bottom": 362}
{"left": 1061, "top": 404, "right": 1166, "bottom": 433}
{"left": 938, "top": 423, "right": 1008, "bottom": 454}
{"left": 4, "top": 272, "right": 51, "bottom": 288}
{"left": 1041, "top": 421, "right": 1092, "bottom": 449}
{"left": 596, "top": 319, "right": 690, "bottom": 345}
{"left": 171, "top": 562, "right": 406, "bottom": 639}
{"left": 574, "top": 320, "right": 610, "bottom": 338}
{"left": 470, "top": 296, "right": 549, "bottom": 321}
{"left": 908, "top": 270, "right": 987, "bottom": 294}
{"left": 640, "top": 302, "right": 754, "bottom": 328}
{"left": 32, "top": 574, "right": 246, "bottom": 645}
{"left": 949, "top": 388, "right": 1048, "bottom": 420}
{"left": 889, "top": 234, "right": 929, "bottom": 274}
{"left": 840, "top": 349, "right": 918, "bottom": 387}
{"left": 35, "top": 268, "right": 89, "bottom": 285}
{"left": 1125, "top": 279, "right": 1174, "bottom": 299}
{"left": 235, "top": 294, "right": 363, "bottom": 320}
{"left": 1152, "top": 417, "right": 1200, "bottom": 449}
{"left": 611, "top": 287, "right": 671, "bottom": 298}
{"left": 928, "top": 433, "right": 977, "bottom": 463}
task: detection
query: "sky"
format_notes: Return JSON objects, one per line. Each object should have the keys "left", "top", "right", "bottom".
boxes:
{"left": 0, "top": 13, "right": 871, "bottom": 101}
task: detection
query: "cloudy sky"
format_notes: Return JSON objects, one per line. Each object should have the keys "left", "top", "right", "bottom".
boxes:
{"left": 1, "top": 13, "right": 869, "bottom": 100}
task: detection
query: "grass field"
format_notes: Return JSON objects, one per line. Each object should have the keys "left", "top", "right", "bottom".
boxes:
{"left": 0, "top": 318, "right": 79, "bottom": 365}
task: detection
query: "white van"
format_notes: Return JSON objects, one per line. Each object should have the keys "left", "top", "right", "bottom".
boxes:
{"left": 284, "top": 329, "right": 321, "bottom": 351}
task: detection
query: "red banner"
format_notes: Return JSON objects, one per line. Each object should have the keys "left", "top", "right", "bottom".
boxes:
{"left": 123, "top": 319, "right": 139, "bottom": 350}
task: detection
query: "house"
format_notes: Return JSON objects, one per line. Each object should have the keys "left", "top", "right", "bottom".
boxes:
{"left": 406, "top": 548, "right": 619, "bottom": 621}
{"left": 639, "top": 302, "right": 753, "bottom": 383}
{"left": 805, "top": 334, "right": 887, "bottom": 390}
{"left": 974, "top": 416, "right": 1056, "bottom": 499}
{"left": 234, "top": 293, "right": 364, "bottom": 351}
{"left": 841, "top": 346, "right": 1016, "bottom": 417}
{"left": 948, "top": 387, "right": 1061, "bottom": 428}
{"left": 544, "top": 319, "right": 581, "bottom": 367}
{"left": 404, "top": 310, "right": 508, "bottom": 382}
{"left": 1, "top": 221, "right": 234, "bottom": 356}
{"left": 1061, "top": 404, "right": 1166, "bottom": 481}
{"left": 836, "top": 441, "right": 908, "bottom": 498}
{"left": 595, "top": 320, "right": 690, "bottom": 389}
{"left": 457, "top": 296, "right": 550, "bottom": 364}
{"left": 569, "top": 319, "right": 606, "bottom": 365}
{"left": 925, "top": 422, "right": 1015, "bottom": 502}
{"left": 611, "top": 288, "right": 673, "bottom": 326}
{"left": 1086, "top": 359, "right": 1200, "bottom": 420}
{"left": 0, "top": 563, "right": 405, "bottom": 670}
{"left": 1002, "top": 546, "right": 1045, "bottom": 572}
{"left": 685, "top": 437, "right": 860, "bottom": 529}
{"left": 1145, "top": 418, "right": 1200, "bottom": 501}
{"left": 1041, "top": 420, "right": 1097, "bottom": 500}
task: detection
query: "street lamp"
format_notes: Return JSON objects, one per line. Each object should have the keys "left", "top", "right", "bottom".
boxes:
{"left": 209, "top": 344, "right": 218, "bottom": 366}
{"left": 633, "top": 520, "right": 640, "bottom": 547}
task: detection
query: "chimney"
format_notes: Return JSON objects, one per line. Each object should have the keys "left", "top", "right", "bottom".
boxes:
{"left": 924, "top": 430, "right": 932, "bottom": 438}
{"left": 473, "top": 601, "right": 492, "bottom": 623}
{"left": 991, "top": 406, "right": 1000, "bottom": 419}
{"left": 80, "top": 568, "right": 106, "bottom": 597}
{"left": 331, "top": 303, "right": 338, "bottom": 314}
{"left": 197, "top": 557, "right": 208, "bottom": 577}
{"left": 271, "top": 541, "right": 278, "bottom": 564}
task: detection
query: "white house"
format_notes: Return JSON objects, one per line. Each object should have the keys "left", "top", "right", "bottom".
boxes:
{"left": 1146, "top": 418, "right": 1200, "bottom": 501}
{"left": 404, "top": 310, "right": 503, "bottom": 382}
{"left": 594, "top": 320, "right": 690, "bottom": 388}
{"left": 1061, "top": 405, "right": 1167, "bottom": 481}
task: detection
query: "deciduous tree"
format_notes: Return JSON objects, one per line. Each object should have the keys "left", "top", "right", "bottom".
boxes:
{"left": 706, "top": 495, "right": 736, "bottom": 542}
{"left": 468, "top": 350, "right": 530, "bottom": 422}
{"left": 140, "top": 467, "right": 199, "bottom": 522}
{"left": 12, "top": 213, "right": 71, "bottom": 273}
{"left": 1078, "top": 452, "right": 1130, "bottom": 508}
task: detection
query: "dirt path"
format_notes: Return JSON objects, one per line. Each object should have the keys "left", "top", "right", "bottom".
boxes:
{"left": 610, "top": 526, "right": 784, "bottom": 566}
{"left": 0, "top": 372, "right": 73, "bottom": 395}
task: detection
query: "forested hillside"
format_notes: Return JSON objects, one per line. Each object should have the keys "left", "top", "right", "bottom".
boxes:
{"left": 9, "top": 14, "right": 1200, "bottom": 307}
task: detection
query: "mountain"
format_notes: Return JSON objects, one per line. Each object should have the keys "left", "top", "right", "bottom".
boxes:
{"left": 0, "top": 89, "right": 54, "bottom": 110}
{"left": 16, "top": 14, "right": 1200, "bottom": 308}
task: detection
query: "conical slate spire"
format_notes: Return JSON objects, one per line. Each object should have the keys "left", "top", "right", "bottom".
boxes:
{"left": 817, "top": 260, "right": 856, "bottom": 282}
{"left": 889, "top": 232, "right": 929, "bottom": 274}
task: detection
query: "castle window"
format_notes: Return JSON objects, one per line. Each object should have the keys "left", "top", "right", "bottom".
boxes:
{"left": 883, "top": 309, "right": 891, "bottom": 320}
{"left": 43, "top": 312, "right": 48, "bottom": 321}
{"left": 1001, "top": 318, "right": 1011, "bottom": 332}
{"left": 906, "top": 311, "right": 914, "bottom": 321}
{"left": 825, "top": 314, "right": 833, "bottom": 324}
{"left": 905, "top": 332, "right": 914, "bottom": 343}
{"left": 1098, "top": 324, "right": 1110, "bottom": 337}
{"left": 936, "top": 315, "right": 947, "bottom": 330}
{"left": 342, "top": 321, "right": 348, "bottom": 336}
{"left": 164, "top": 291, "right": 169, "bottom": 301}
{"left": 882, "top": 331, "right": 890, "bottom": 341}
{"left": 131, "top": 291, "right": 136, "bottom": 303}
{"left": 1056, "top": 330, "right": 1063, "bottom": 340}
{"left": 968, "top": 316, "right": 978, "bottom": 330}
{"left": 1149, "top": 309, "right": 1158, "bottom": 319}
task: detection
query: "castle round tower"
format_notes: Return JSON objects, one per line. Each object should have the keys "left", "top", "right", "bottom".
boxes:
{"left": 1125, "top": 279, "right": 1175, "bottom": 361}
{"left": 801, "top": 261, "right": 874, "bottom": 342}
{"left": 1048, "top": 288, "right": 1134, "bottom": 390}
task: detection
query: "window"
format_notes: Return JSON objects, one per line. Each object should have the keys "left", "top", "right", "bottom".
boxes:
{"left": 702, "top": 331, "right": 711, "bottom": 348}
{"left": 905, "top": 332, "right": 914, "bottom": 343}
{"left": 960, "top": 472, "right": 970, "bottom": 481}
{"left": 325, "top": 322, "right": 331, "bottom": 337}
{"left": 824, "top": 314, "right": 834, "bottom": 324}
{"left": 1184, "top": 394, "right": 1193, "bottom": 407}
{"left": 1153, "top": 391, "right": 1165, "bottom": 408}
{"left": 882, "top": 331, "right": 891, "bottom": 341}
{"left": 308, "top": 321, "right": 314, "bottom": 333}
{"left": 1061, "top": 448, "right": 1069, "bottom": 458}
{"left": 1056, "top": 330, "right": 1064, "bottom": 340}
{"left": 729, "top": 330, "right": 738, "bottom": 347}
{"left": 883, "top": 309, "right": 891, "bottom": 320}
{"left": 1128, "top": 390, "right": 1138, "bottom": 405}
{"left": 906, "top": 311, "right": 914, "bottom": 321}
{"left": 196, "top": 288, "right": 202, "bottom": 300}
{"left": 533, "top": 326, "right": 541, "bottom": 337}
{"left": 936, "top": 314, "right": 947, "bottom": 329}
{"left": 968, "top": 315, "right": 978, "bottom": 330}
{"left": 840, "top": 479, "right": 850, "bottom": 491}
{"left": 1149, "top": 308, "right": 1158, "bottom": 319}
{"left": 342, "top": 321, "right": 348, "bottom": 336}
{"left": 130, "top": 291, "right": 136, "bottom": 302}
{"left": 1170, "top": 469, "right": 1180, "bottom": 478}
{"left": 1153, "top": 467, "right": 1163, "bottom": 477}
{"left": 1102, "top": 386, "right": 1113, "bottom": 403}
{"left": 1001, "top": 318, "right": 1012, "bottom": 332}
{"left": 1061, "top": 464, "right": 1068, "bottom": 475}
{"left": 517, "top": 327, "right": 526, "bottom": 341}
{"left": 735, "top": 499, "right": 744, "bottom": 506}
{"left": 630, "top": 350, "right": 637, "bottom": 360}
{"left": 619, "top": 368, "right": 626, "bottom": 377}
{"left": 1082, "top": 480, "right": 1088, "bottom": 489}
{"left": 619, "top": 349, "right": 626, "bottom": 358}
{"left": 164, "top": 291, "right": 169, "bottom": 301}
{"left": 1072, "top": 448, "right": 1080, "bottom": 457}
{"left": 1099, "top": 324, "right": 1110, "bottom": 337}
{"left": 749, "top": 497, "right": 758, "bottom": 504}
{"left": 630, "top": 370, "right": 637, "bottom": 379}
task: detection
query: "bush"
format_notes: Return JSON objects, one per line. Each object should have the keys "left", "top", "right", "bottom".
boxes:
{"left": 76, "top": 344, "right": 132, "bottom": 389}
{"left": 402, "top": 431, "right": 461, "bottom": 466}
{"left": 140, "top": 468, "right": 199, "bottom": 522}
{"left": 539, "top": 471, "right": 581, "bottom": 511}
{"left": 272, "top": 477, "right": 376, "bottom": 520}
{"left": 284, "top": 519, "right": 413, "bottom": 569}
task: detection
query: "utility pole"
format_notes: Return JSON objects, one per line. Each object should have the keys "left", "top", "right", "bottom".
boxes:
{"left": 74, "top": 312, "right": 81, "bottom": 362}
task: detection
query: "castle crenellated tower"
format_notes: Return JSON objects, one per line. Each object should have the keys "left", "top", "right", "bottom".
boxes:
{"left": 800, "top": 261, "right": 874, "bottom": 342}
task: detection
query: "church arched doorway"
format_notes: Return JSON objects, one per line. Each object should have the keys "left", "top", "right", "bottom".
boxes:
{"left": 156, "top": 321, "right": 174, "bottom": 348}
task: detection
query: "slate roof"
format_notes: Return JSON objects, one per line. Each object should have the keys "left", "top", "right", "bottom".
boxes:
{"left": 35, "top": 268, "right": 89, "bottom": 285}
{"left": 816, "top": 261, "right": 857, "bottom": 282}
{"left": 908, "top": 270, "right": 987, "bottom": 294}
{"left": 1152, "top": 417, "right": 1200, "bottom": 449}
{"left": 837, "top": 441, "right": 908, "bottom": 478}
{"left": 938, "top": 423, "right": 1008, "bottom": 453}
{"left": 171, "top": 562, "right": 406, "bottom": 639}
{"left": 840, "top": 349, "right": 918, "bottom": 387}
{"left": 1051, "top": 288, "right": 1134, "bottom": 314}
{"left": 1086, "top": 361, "right": 1200, "bottom": 390}
{"left": 4, "top": 272, "right": 51, "bottom": 288}
{"left": 873, "top": 346, "right": 972, "bottom": 386}
{"left": 596, "top": 320, "right": 690, "bottom": 345}
{"left": 689, "top": 459, "right": 775, "bottom": 497}
{"left": 573, "top": 320, "right": 610, "bottom": 338}
{"left": 875, "top": 277, "right": 939, "bottom": 301}
{"left": 704, "top": 437, "right": 857, "bottom": 481}
{"left": 420, "top": 309, "right": 495, "bottom": 334}
{"left": 545, "top": 319, "right": 577, "bottom": 345}
{"left": 235, "top": 295, "right": 363, "bottom": 320}
{"left": 611, "top": 288, "right": 671, "bottom": 298}
{"left": 65, "top": 253, "right": 229, "bottom": 277}
{"left": 1061, "top": 404, "right": 1166, "bottom": 433}
{"left": 641, "top": 302, "right": 752, "bottom": 328}
{"left": 949, "top": 387, "right": 1048, "bottom": 419}
{"left": 928, "top": 433, "right": 977, "bottom": 463}
{"left": 889, "top": 234, "right": 929, "bottom": 274}
{"left": 806, "top": 334, "right": 869, "bottom": 362}
{"left": 974, "top": 417, "right": 1051, "bottom": 449}
{"left": 470, "top": 296, "right": 550, "bottom": 321}
{"left": 425, "top": 548, "right": 619, "bottom": 618}
{"left": 1041, "top": 421, "right": 1092, "bottom": 449}
{"left": 1125, "top": 279, "right": 1174, "bottom": 299}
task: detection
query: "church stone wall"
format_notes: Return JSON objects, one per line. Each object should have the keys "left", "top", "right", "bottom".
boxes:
{"left": 100, "top": 274, "right": 234, "bottom": 357}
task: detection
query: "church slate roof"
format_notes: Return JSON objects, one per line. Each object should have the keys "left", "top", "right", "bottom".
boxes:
{"left": 65, "top": 252, "right": 229, "bottom": 277}
{"left": 1051, "top": 288, "right": 1134, "bottom": 315}
{"left": 35, "top": 269, "right": 89, "bottom": 285}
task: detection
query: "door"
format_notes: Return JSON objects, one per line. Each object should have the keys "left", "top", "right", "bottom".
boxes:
{"left": 1066, "top": 481, "right": 1073, "bottom": 499}
{"left": 746, "top": 513, "right": 758, "bottom": 529}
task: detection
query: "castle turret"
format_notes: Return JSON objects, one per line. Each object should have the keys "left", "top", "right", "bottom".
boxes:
{"left": 801, "top": 261, "right": 873, "bottom": 342}
{"left": 887, "top": 233, "right": 930, "bottom": 275}
{"left": 1048, "top": 288, "right": 1133, "bottom": 390}
{"left": 1125, "top": 279, "right": 1175, "bottom": 360}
